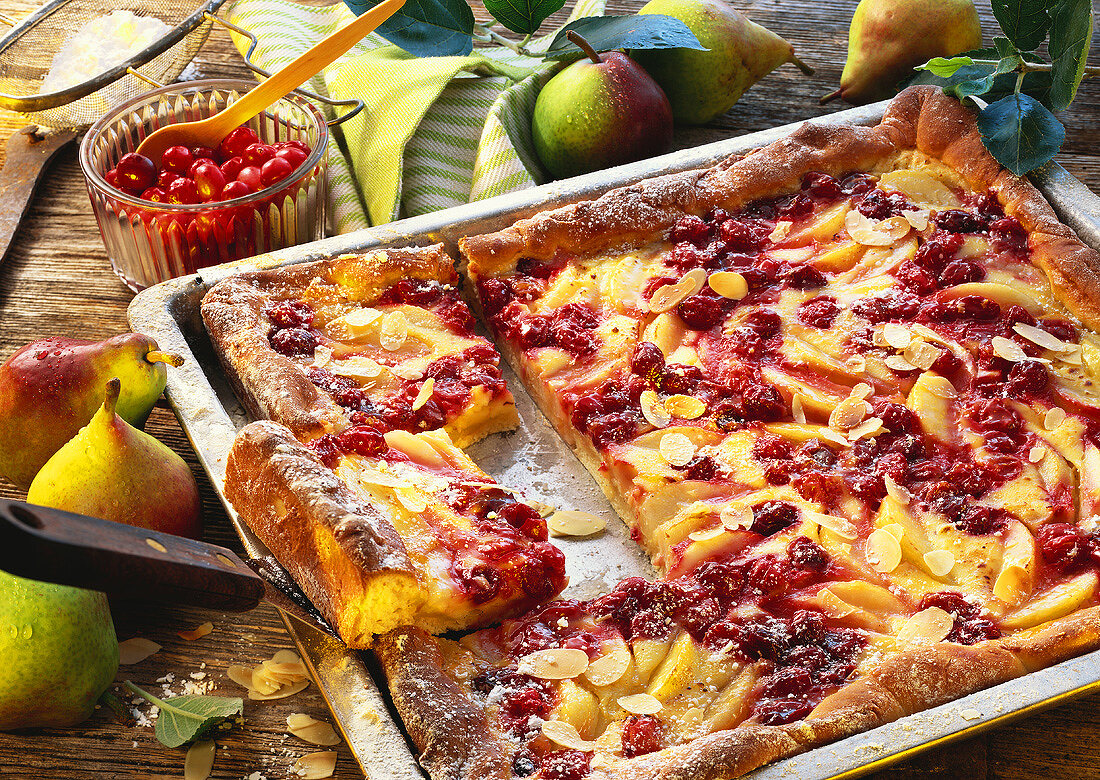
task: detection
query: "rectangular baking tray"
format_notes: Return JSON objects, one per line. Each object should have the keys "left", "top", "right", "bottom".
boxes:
{"left": 129, "top": 99, "right": 1100, "bottom": 780}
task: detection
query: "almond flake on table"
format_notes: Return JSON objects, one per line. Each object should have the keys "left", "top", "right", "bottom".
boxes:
{"left": 287, "top": 714, "right": 341, "bottom": 746}
{"left": 548, "top": 509, "right": 607, "bottom": 537}
{"left": 184, "top": 740, "right": 216, "bottom": 780}
{"left": 118, "top": 637, "right": 162, "bottom": 665}
{"left": 293, "top": 751, "right": 337, "bottom": 779}
{"left": 228, "top": 650, "right": 311, "bottom": 700}
{"left": 178, "top": 622, "right": 213, "bottom": 641}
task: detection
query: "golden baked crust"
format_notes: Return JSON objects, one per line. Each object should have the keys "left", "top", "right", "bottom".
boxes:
{"left": 226, "top": 420, "right": 420, "bottom": 647}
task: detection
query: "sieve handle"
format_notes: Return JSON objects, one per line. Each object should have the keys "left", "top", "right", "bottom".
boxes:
{"left": 0, "top": 126, "right": 78, "bottom": 267}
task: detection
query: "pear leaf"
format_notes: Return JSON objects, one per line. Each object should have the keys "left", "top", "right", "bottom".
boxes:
{"left": 124, "top": 682, "right": 244, "bottom": 749}
{"left": 1048, "top": 0, "right": 1094, "bottom": 111}
{"left": 544, "top": 15, "right": 706, "bottom": 60}
{"left": 342, "top": 0, "right": 475, "bottom": 56}
{"left": 484, "top": 0, "right": 566, "bottom": 35}
{"left": 916, "top": 56, "right": 975, "bottom": 78}
{"left": 991, "top": 0, "right": 1054, "bottom": 51}
{"left": 976, "top": 92, "right": 1065, "bottom": 175}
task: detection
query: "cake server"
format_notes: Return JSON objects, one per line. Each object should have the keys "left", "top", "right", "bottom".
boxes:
{"left": 0, "top": 497, "right": 337, "bottom": 637}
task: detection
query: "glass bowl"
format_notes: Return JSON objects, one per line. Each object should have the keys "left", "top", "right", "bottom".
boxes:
{"left": 79, "top": 78, "right": 328, "bottom": 291}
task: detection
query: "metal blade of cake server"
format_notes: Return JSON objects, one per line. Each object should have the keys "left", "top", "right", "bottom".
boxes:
{"left": 244, "top": 554, "right": 339, "bottom": 639}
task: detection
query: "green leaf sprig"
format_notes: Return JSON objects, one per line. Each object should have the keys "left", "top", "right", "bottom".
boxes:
{"left": 908, "top": 0, "right": 1095, "bottom": 175}
{"left": 124, "top": 681, "right": 244, "bottom": 749}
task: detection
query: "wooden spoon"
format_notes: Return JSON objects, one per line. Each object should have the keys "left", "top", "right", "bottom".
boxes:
{"left": 136, "top": 0, "right": 405, "bottom": 162}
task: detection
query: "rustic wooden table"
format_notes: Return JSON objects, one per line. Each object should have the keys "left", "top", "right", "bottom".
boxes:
{"left": 1, "top": 0, "right": 1098, "bottom": 778}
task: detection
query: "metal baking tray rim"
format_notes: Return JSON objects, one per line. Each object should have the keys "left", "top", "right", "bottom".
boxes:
{"left": 129, "top": 98, "right": 1100, "bottom": 780}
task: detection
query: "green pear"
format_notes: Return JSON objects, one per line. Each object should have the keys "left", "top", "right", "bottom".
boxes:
{"left": 533, "top": 32, "right": 674, "bottom": 180}
{"left": 632, "top": 0, "right": 812, "bottom": 125}
{"left": 822, "top": 0, "right": 983, "bottom": 105}
{"left": 28, "top": 379, "right": 202, "bottom": 539}
{"left": 0, "top": 569, "right": 118, "bottom": 730}
{"left": 0, "top": 334, "right": 183, "bottom": 487}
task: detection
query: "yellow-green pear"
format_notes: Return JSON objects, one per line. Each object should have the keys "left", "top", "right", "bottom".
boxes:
{"left": 823, "top": 0, "right": 982, "bottom": 105}
{"left": 632, "top": 0, "right": 812, "bottom": 125}
{"left": 0, "top": 569, "right": 118, "bottom": 729}
{"left": 28, "top": 379, "right": 202, "bottom": 539}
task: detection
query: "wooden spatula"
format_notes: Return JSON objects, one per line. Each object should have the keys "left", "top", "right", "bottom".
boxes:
{"left": 135, "top": 0, "right": 405, "bottom": 163}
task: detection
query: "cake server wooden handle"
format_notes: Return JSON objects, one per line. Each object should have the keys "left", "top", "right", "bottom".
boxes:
{"left": 0, "top": 498, "right": 265, "bottom": 611}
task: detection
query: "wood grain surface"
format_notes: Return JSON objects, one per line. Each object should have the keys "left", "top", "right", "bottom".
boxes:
{"left": 0, "top": 1, "right": 1098, "bottom": 778}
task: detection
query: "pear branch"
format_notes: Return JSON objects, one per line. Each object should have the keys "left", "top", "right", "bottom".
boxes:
{"left": 472, "top": 23, "right": 534, "bottom": 56}
{"left": 567, "top": 31, "right": 602, "bottom": 64}
{"left": 965, "top": 58, "right": 1100, "bottom": 79}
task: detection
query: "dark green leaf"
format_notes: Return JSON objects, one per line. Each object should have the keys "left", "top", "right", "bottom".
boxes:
{"left": 904, "top": 58, "right": 1054, "bottom": 109}
{"left": 976, "top": 92, "right": 1065, "bottom": 175}
{"left": 544, "top": 15, "right": 706, "bottom": 60}
{"left": 342, "top": 0, "right": 475, "bottom": 56}
{"left": 991, "top": 0, "right": 1054, "bottom": 50}
{"left": 917, "top": 56, "right": 975, "bottom": 78}
{"left": 1048, "top": 0, "right": 1094, "bottom": 111}
{"left": 484, "top": 0, "right": 566, "bottom": 35}
{"left": 153, "top": 694, "right": 245, "bottom": 748}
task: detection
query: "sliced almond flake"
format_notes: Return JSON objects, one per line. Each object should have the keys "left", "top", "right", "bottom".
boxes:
{"left": 720, "top": 504, "right": 754, "bottom": 531}
{"left": 118, "top": 637, "right": 161, "bottom": 665}
{"left": 379, "top": 310, "right": 409, "bottom": 351}
{"left": 341, "top": 306, "right": 384, "bottom": 328}
{"left": 882, "top": 323, "right": 912, "bottom": 350}
{"left": 872, "top": 327, "right": 890, "bottom": 348}
{"left": 708, "top": 271, "right": 749, "bottom": 301}
{"left": 665, "top": 394, "right": 706, "bottom": 419}
{"left": 541, "top": 720, "right": 598, "bottom": 751}
{"left": 1028, "top": 445, "right": 1046, "bottom": 463}
{"left": 991, "top": 336, "right": 1028, "bottom": 362}
{"left": 249, "top": 678, "right": 310, "bottom": 701}
{"left": 1014, "top": 322, "right": 1074, "bottom": 353}
{"left": 227, "top": 665, "right": 255, "bottom": 689}
{"left": 531, "top": 500, "right": 557, "bottom": 518}
{"left": 395, "top": 487, "right": 428, "bottom": 513}
{"left": 287, "top": 714, "right": 341, "bottom": 746}
{"left": 846, "top": 210, "right": 911, "bottom": 246}
{"left": 640, "top": 389, "right": 671, "bottom": 428}
{"left": 688, "top": 526, "right": 726, "bottom": 542}
{"left": 311, "top": 345, "right": 333, "bottom": 368}
{"left": 846, "top": 354, "right": 867, "bottom": 373}
{"left": 357, "top": 469, "right": 408, "bottom": 489}
{"left": 617, "top": 693, "right": 664, "bottom": 715}
{"left": 584, "top": 643, "right": 631, "bottom": 686}
{"left": 820, "top": 428, "right": 850, "bottom": 446}
{"left": 273, "top": 650, "right": 303, "bottom": 665}
{"left": 910, "top": 323, "right": 946, "bottom": 343}
{"left": 904, "top": 340, "right": 944, "bottom": 371}
{"left": 294, "top": 750, "right": 337, "bottom": 780}
{"left": 924, "top": 549, "right": 955, "bottom": 577}
{"left": 1059, "top": 345, "right": 1084, "bottom": 365}
{"left": 391, "top": 363, "right": 425, "bottom": 380}
{"left": 792, "top": 394, "right": 807, "bottom": 424}
{"left": 884, "top": 475, "right": 912, "bottom": 505}
{"left": 548, "top": 509, "right": 607, "bottom": 537}
{"left": 659, "top": 431, "right": 697, "bottom": 467}
{"left": 184, "top": 740, "right": 216, "bottom": 780}
{"left": 1044, "top": 407, "right": 1067, "bottom": 431}
{"left": 650, "top": 268, "right": 707, "bottom": 313}
{"left": 902, "top": 209, "right": 930, "bottom": 231}
{"left": 924, "top": 375, "right": 957, "bottom": 398}
{"left": 808, "top": 510, "right": 859, "bottom": 541}
{"left": 882, "top": 523, "right": 906, "bottom": 542}
{"left": 897, "top": 607, "right": 954, "bottom": 645}
{"left": 769, "top": 221, "right": 793, "bottom": 242}
{"left": 518, "top": 648, "right": 590, "bottom": 680}
{"left": 178, "top": 622, "right": 213, "bottom": 641}
{"left": 847, "top": 417, "right": 885, "bottom": 441}
{"left": 850, "top": 382, "right": 874, "bottom": 401}
{"left": 331, "top": 356, "right": 387, "bottom": 380}
{"left": 411, "top": 378, "right": 435, "bottom": 411}
{"left": 829, "top": 397, "right": 871, "bottom": 431}
{"left": 884, "top": 354, "right": 918, "bottom": 372}
{"left": 866, "top": 528, "right": 902, "bottom": 573}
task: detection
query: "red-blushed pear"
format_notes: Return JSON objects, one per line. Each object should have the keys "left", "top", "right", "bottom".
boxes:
{"left": 27, "top": 379, "right": 202, "bottom": 540}
{"left": 0, "top": 334, "right": 183, "bottom": 487}
{"left": 532, "top": 32, "right": 674, "bottom": 181}
{"left": 0, "top": 570, "right": 118, "bottom": 730}
{"left": 633, "top": 0, "right": 812, "bottom": 125}
{"left": 822, "top": 0, "right": 982, "bottom": 105}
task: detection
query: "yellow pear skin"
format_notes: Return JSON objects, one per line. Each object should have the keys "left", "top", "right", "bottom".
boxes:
{"left": 0, "top": 569, "right": 118, "bottom": 730}
{"left": 825, "top": 0, "right": 983, "bottom": 105}
{"left": 28, "top": 379, "right": 202, "bottom": 539}
{"left": 634, "top": 0, "right": 812, "bottom": 125}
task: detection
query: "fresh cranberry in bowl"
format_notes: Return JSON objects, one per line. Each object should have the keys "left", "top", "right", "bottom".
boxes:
{"left": 160, "top": 145, "right": 193, "bottom": 176}
{"left": 114, "top": 152, "right": 156, "bottom": 193}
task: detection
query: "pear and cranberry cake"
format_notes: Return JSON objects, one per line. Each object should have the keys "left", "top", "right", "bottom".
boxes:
{"left": 369, "top": 87, "right": 1100, "bottom": 780}
{"left": 203, "top": 247, "right": 566, "bottom": 645}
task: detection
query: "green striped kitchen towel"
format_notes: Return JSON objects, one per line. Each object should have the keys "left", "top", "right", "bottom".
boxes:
{"left": 226, "top": 0, "right": 605, "bottom": 230}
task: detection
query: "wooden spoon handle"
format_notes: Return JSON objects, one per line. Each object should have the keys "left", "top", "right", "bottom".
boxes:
{"left": 205, "top": 0, "right": 406, "bottom": 139}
